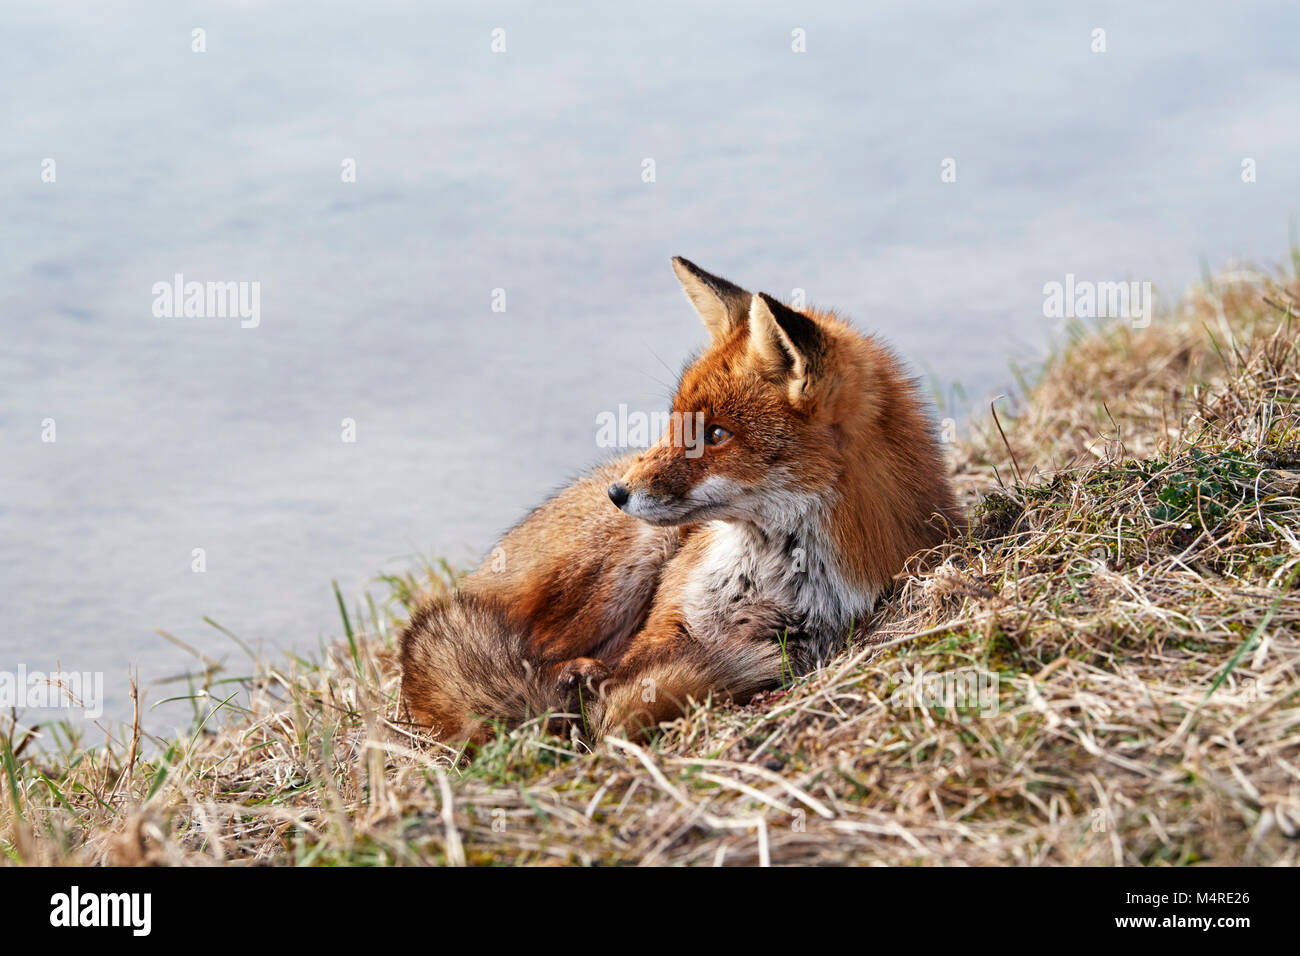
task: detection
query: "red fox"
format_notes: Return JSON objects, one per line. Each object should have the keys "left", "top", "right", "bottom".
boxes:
{"left": 400, "top": 258, "right": 960, "bottom": 744}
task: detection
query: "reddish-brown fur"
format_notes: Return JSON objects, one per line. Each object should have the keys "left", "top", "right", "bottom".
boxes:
{"left": 400, "top": 259, "right": 960, "bottom": 744}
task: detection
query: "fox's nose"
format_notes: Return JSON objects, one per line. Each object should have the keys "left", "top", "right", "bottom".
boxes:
{"left": 608, "top": 483, "right": 630, "bottom": 508}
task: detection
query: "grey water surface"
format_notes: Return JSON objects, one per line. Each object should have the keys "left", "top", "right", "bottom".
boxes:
{"left": 2, "top": 0, "right": 1298, "bottom": 728}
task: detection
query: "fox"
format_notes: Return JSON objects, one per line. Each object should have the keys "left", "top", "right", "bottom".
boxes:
{"left": 399, "top": 257, "right": 961, "bottom": 745}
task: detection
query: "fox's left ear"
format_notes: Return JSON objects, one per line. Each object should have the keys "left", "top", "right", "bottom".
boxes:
{"left": 672, "top": 257, "right": 752, "bottom": 345}
{"left": 747, "top": 293, "right": 826, "bottom": 406}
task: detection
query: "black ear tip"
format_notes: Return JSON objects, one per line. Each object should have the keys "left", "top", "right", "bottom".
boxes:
{"left": 758, "top": 292, "right": 821, "bottom": 345}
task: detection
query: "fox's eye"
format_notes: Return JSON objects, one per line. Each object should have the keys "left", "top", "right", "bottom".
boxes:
{"left": 704, "top": 424, "right": 732, "bottom": 446}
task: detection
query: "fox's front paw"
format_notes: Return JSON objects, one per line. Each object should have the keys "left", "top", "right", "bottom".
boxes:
{"left": 552, "top": 656, "right": 611, "bottom": 692}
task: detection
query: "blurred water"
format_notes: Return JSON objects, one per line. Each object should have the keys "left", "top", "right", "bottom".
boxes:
{"left": 2, "top": 0, "right": 1298, "bottom": 729}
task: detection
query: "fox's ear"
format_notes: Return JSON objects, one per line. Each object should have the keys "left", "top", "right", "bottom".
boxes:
{"left": 672, "top": 257, "right": 752, "bottom": 345}
{"left": 747, "top": 293, "right": 826, "bottom": 405}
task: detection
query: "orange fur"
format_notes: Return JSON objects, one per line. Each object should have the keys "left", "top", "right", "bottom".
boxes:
{"left": 400, "top": 258, "right": 960, "bottom": 744}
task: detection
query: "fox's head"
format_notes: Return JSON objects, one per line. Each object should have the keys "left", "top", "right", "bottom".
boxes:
{"left": 609, "top": 257, "right": 959, "bottom": 599}
{"left": 609, "top": 258, "right": 868, "bottom": 528}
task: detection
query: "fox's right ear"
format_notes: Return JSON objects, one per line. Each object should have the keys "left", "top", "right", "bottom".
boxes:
{"left": 671, "top": 257, "right": 751, "bottom": 345}
{"left": 746, "top": 292, "right": 826, "bottom": 407}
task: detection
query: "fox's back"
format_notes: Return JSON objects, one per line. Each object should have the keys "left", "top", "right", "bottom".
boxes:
{"left": 462, "top": 456, "right": 684, "bottom": 663}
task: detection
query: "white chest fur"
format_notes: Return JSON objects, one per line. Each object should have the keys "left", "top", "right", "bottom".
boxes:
{"left": 683, "top": 516, "right": 876, "bottom": 667}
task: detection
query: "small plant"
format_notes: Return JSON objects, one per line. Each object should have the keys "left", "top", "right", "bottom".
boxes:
{"left": 1145, "top": 449, "right": 1259, "bottom": 529}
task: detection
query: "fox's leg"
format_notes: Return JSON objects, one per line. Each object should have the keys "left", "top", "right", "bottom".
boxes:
{"left": 592, "top": 606, "right": 787, "bottom": 741}
{"left": 547, "top": 656, "right": 611, "bottom": 691}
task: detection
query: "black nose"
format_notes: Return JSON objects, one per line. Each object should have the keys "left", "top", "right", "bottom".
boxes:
{"left": 608, "top": 483, "right": 630, "bottom": 507}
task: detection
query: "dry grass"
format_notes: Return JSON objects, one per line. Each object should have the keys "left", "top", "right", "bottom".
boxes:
{"left": 4, "top": 266, "right": 1299, "bottom": 866}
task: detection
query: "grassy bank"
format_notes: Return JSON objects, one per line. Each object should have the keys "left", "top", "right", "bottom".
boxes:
{"left": 4, "top": 265, "right": 1299, "bottom": 866}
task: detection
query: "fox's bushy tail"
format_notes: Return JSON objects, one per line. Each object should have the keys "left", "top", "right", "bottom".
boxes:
{"left": 399, "top": 593, "right": 572, "bottom": 746}
{"left": 401, "top": 595, "right": 789, "bottom": 745}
